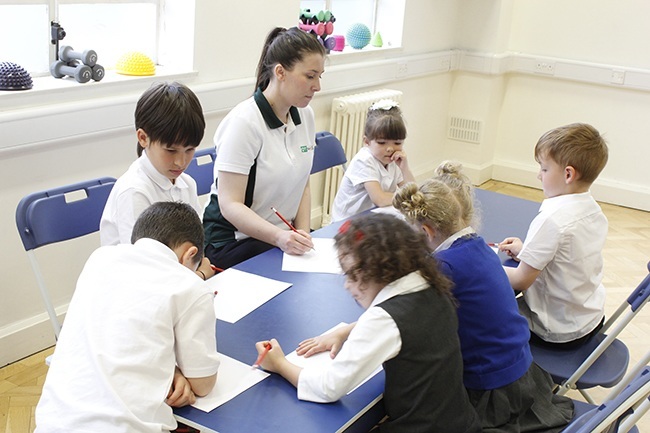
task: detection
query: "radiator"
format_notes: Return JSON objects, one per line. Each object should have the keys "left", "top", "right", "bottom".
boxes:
{"left": 321, "top": 88, "right": 403, "bottom": 226}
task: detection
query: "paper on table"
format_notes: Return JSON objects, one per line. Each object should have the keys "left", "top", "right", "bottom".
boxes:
{"left": 206, "top": 268, "right": 292, "bottom": 323}
{"left": 191, "top": 353, "right": 269, "bottom": 412}
{"left": 285, "top": 323, "right": 382, "bottom": 395}
{"left": 281, "top": 238, "right": 342, "bottom": 274}
{"left": 371, "top": 205, "right": 405, "bottom": 220}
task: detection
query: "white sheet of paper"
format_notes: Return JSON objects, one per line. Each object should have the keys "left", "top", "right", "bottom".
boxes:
{"left": 285, "top": 323, "right": 382, "bottom": 395}
{"left": 206, "top": 269, "right": 292, "bottom": 323}
{"left": 191, "top": 353, "right": 269, "bottom": 412}
{"left": 491, "top": 246, "right": 499, "bottom": 254}
{"left": 371, "top": 205, "right": 405, "bottom": 220}
{"left": 281, "top": 238, "right": 342, "bottom": 274}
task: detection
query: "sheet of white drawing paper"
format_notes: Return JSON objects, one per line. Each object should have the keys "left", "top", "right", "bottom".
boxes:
{"left": 371, "top": 205, "right": 405, "bottom": 220}
{"left": 285, "top": 323, "right": 382, "bottom": 395}
{"left": 207, "top": 268, "right": 292, "bottom": 323}
{"left": 191, "top": 353, "right": 269, "bottom": 412}
{"left": 281, "top": 238, "right": 342, "bottom": 274}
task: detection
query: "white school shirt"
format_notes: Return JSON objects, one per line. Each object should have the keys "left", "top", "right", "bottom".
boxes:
{"left": 35, "top": 238, "right": 220, "bottom": 433}
{"left": 517, "top": 192, "right": 607, "bottom": 343}
{"left": 297, "top": 272, "right": 430, "bottom": 402}
{"left": 100, "top": 150, "right": 201, "bottom": 246}
{"left": 331, "top": 147, "right": 404, "bottom": 221}
{"left": 210, "top": 93, "right": 315, "bottom": 240}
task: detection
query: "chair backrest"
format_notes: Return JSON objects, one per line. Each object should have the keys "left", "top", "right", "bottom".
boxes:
{"left": 562, "top": 367, "right": 650, "bottom": 433}
{"left": 311, "top": 131, "right": 347, "bottom": 174}
{"left": 185, "top": 147, "right": 216, "bottom": 196}
{"left": 530, "top": 260, "right": 650, "bottom": 403}
{"left": 15, "top": 176, "right": 116, "bottom": 339}
{"left": 16, "top": 177, "right": 117, "bottom": 251}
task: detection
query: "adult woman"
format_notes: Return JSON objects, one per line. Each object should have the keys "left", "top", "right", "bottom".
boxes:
{"left": 203, "top": 27, "right": 325, "bottom": 268}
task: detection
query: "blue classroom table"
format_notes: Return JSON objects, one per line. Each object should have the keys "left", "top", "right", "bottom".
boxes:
{"left": 174, "top": 189, "right": 541, "bottom": 432}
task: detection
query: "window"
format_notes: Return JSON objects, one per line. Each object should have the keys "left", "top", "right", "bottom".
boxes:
{"left": 0, "top": 0, "right": 190, "bottom": 77}
{"left": 299, "top": 0, "right": 405, "bottom": 52}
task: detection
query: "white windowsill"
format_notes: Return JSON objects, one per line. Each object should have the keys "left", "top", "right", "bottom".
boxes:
{"left": 0, "top": 66, "right": 198, "bottom": 111}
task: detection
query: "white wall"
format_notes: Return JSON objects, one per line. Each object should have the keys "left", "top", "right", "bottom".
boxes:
{"left": 1, "top": 0, "right": 649, "bottom": 366}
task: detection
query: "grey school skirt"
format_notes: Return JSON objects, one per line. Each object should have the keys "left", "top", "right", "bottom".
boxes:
{"left": 466, "top": 362, "right": 574, "bottom": 433}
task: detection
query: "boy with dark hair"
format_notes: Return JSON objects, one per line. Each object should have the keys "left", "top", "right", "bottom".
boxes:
{"left": 36, "top": 202, "right": 220, "bottom": 433}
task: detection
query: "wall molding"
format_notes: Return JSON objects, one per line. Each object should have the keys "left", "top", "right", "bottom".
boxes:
{"left": 4, "top": 49, "right": 650, "bottom": 155}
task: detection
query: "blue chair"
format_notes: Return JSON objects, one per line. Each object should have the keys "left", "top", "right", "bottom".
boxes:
{"left": 185, "top": 147, "right": 216, "bottom": 196}
{"left": 311, "top": 131, "right": 347, "bottom": 174}
{"left": 562, "top": 366, "right": 650, "bottom": 433}
{"left": 530, "top": 261, "right": 650, "bottom": 404}
{"left": 15, "top": 177, "right": 116, "bottom": 339}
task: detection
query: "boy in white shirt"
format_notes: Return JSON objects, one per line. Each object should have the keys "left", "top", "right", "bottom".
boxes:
{"left": 499, "top": 123, "right": 609, "bottom": 347}
{"left": 100, "top": 81, "right": 215, "bottom": 279}
{"left": 35, "top": 201, "right": 220, "bottom": 433}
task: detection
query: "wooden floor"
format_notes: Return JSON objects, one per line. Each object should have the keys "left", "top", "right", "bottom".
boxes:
{"left": 1, "top": 181, "right": 648, "bottom": 432}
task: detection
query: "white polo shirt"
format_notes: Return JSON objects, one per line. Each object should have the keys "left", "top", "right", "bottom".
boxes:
{"left": 100, "top": 150, "right": 201, "bottom": 246}
{"left": 35, "top": 238, "right": 220, "bottom": 433}
{"left": 205, "top": 89, "right": 315, "bottom": 245}
{"left": 331, "top": 147, "right": 403, "bottom": 221}
{"left": 517, "top": 192, "right": 608, "bottom": 343}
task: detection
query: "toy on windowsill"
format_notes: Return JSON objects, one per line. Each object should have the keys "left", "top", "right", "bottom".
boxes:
{"left": 299, "top": 8, "right": 336, "bottom": 52}
{"left": 115, "top": 51, "right": 156, "bottom": 76}
{"left": 347, "top": 23, "right": 371, "bottom": 49}
{"left": 0, "top": 61, "right": 33, "bottom": 91}
{"left": 50, "top": 45, "right": 104, "bottom": 83}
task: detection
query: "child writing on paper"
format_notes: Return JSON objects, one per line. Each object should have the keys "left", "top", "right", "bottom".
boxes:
{"left": 254, "top": 213, "right": 482, "bottom": 433}
{"left": 393, "top": 164, "right": 573, "bottom": 432}
{"left": 331, "top": 100, "right": 415, "bottom": 221}
{"left": 497, "top": 123, "right": 609, "bottom": 348}
{"left": 100, "top": 81, "right": 216, "bottom": 280}
{"left": 36, "top": 202, "right": 220, "bottom": 433}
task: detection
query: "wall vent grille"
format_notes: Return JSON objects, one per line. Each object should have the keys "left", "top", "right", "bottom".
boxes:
{"left": 448, "top": 116, "right": 482, "bottom": 144}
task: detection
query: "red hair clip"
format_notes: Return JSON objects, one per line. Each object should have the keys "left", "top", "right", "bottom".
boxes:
{"left": 339, "top": 220, "right": 352, "bottom": 234}
{"left": 354, "top": 230, "right": 364, "bottom": 242}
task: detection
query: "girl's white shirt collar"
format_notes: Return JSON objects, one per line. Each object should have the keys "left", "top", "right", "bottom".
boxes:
{"left": 433, "top": 226, "right": 476, "bottom": 253}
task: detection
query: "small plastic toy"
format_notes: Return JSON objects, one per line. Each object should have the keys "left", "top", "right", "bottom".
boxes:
{"left": 347, "top": 23, "right": 372, "bottom": 49}
{"left": 0, "top": 61, "right": 33, "bottom": 91}
{"left": 371, "top": 32, "right": 383, "bottom": 48}
{"left": 115, "top": 51, "right": 156, "bottom": 76}
{"left": 332, "top": 35, "right": 345, "bottom": 52}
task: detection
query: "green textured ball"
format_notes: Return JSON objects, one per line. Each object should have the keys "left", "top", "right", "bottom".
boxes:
{"left": 346, "top": 23, "right": 371, "bottom": 49}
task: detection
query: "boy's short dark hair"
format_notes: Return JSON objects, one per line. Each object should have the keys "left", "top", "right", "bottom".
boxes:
{"left": 135, "top": 81, "right": 206, "bottom": 156}
{"left": 534, "top": 123, "right": 608, "bottom": 184}
{"left": 131, "top": 202, "right": 204, "bottom": 264}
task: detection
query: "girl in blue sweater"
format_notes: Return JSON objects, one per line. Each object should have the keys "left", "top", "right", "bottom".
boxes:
{"left": 392, "top": 162, "right": 573, "bottom": 433}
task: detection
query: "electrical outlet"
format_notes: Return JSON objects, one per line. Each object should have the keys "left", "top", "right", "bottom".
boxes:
{"left": 534, "top": 61, "right": 555, "bottom": 75}
{"left": 396, "top": 62, "right": 408, "bottom": 78}
{"left": 611, "top": 70, "right": 625, "bottom": 85}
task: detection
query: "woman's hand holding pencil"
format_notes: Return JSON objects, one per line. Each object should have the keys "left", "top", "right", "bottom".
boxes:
{"left": 271, "top": 207, "right": 315, "bottom": 254}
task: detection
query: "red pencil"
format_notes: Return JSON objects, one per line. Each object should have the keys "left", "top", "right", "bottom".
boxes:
{"left": 253, "top": 342, "right": 272, "bottom": 368}
{"left": 271, "top": 207, "right": 298, "bottom": 233}
{"left": 271, "top": 206, "right": 315, "bottom": 251}
{"left": 210, "top": 264, "right": 224, "bottom": 273}
{"left": 487, "top": 242, "right": 500, "bottom": 247}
